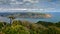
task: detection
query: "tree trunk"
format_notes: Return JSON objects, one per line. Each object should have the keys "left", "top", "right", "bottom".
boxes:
{"left": 10, "top": 18, "right": 12, "bottom": 26}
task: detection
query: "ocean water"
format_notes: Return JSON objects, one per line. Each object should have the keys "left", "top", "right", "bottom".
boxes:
{"left": 0, "top": 12, "right": 60, "bottom": 23}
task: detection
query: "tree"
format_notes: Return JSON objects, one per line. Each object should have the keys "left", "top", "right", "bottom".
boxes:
{"left": 8, "top": 15, "right": 15, "bottom": 26}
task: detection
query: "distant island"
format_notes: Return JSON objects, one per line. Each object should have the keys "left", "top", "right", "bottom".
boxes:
{"left": 0, "top": 12, "right": 51, "bottom": 19}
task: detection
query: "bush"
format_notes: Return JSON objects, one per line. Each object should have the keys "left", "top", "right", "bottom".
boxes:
{"left": 2, "top": 25, "right": 30, "bottom": 34}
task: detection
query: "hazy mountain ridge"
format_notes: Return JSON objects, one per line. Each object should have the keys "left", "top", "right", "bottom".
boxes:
{"left": 0, "top": 12, "right": 51, "bottom": 19}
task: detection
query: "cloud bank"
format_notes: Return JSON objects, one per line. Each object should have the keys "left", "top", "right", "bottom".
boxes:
{"left": 0, "top": 0, "right": 60, "bottom": 12}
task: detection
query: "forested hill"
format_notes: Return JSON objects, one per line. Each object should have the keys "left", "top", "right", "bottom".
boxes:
{"left": 0, "top": 20, "right": 60, "bottom": 34}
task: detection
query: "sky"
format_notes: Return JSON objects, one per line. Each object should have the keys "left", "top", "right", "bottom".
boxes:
{"left": 0, "top": 0, "right": 60, "bottom": 12}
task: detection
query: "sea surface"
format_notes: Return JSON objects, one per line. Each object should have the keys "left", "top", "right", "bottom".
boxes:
{"left": 0, "top": 12, "right": 60, "bottom": 23}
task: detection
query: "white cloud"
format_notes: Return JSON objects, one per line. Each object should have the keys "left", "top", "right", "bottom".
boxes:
{"left": 10, "top": 0, "right": 39, "bottom": 4}
{"left": 0, "top": 8, "right": 27, "bottom": 10}
{"left": 0, "top": 7, "right": 59, "bottom": 12}
{"left": 10, "top": 0, "right": 24, "bottom": 4}
{"left": 23, "top": 0, "right": 39, "bottom": 3}
{"left": 10, "top": 2, "right": 23, "bottom": 4}
{"left": 11, "top": 0, "right": 16, "bottom": 1}
{"left": 0, "top": 8, "right": 44, "bottom": 12}
{"left": 0, "top": 8, "right": 54, "bottom": 10}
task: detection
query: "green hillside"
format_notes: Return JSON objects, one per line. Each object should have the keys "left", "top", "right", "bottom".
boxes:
{"left": 0, "top": 20, "right": 60, "bottom": 34}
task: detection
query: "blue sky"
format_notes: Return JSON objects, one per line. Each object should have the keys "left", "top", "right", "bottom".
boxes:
{"left": 0, "top": 0, "right": 60, "bottom": 12}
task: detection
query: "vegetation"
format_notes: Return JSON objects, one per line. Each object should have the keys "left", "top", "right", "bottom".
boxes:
{"left": 0, "top": 20, "right": 60, "bottom": 34}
